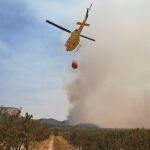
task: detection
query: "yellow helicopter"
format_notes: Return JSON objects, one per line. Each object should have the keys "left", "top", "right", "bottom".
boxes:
{"left": 46, "top": 3, "right": 95, "bottom": 52}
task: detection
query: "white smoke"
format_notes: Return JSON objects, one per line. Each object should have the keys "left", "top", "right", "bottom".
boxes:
{"left": 66, "top": 0, "right": 150, "bottom": 128}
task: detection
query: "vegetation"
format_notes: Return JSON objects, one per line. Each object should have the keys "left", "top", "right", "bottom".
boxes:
{"left": 0, "top": 109, "right": 50, "bottom": 150}
{"left": 1, "top": 108, "right": 150, "bottom": 150}
{"left": 63, "top": 129, "right": 150, "bottom": 150}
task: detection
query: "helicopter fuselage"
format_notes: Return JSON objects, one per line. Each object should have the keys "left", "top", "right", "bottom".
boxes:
{"left": 65, "top": 17, "right": 88, "bottom": 51}
{"left": 65, "top": 30, "right": 80, "bottom": 51}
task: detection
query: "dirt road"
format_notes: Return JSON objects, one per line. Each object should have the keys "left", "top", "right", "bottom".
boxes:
{"left": 52, "top": 136, "right": 70, "bottom": 150}
{"left": 33, "top": 136, "right": 76, "bottom": 150}
{"left": 48, "top": 136, "right": 54, "bottom": 150}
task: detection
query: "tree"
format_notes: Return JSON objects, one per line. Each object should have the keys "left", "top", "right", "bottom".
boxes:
{"left": 0, "top": 110, "right": 50, "bottom": 150}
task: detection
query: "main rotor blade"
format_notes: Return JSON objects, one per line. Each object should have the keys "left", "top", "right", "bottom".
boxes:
{"left": 80, "top": 35, "right": 96, "bottom": 41}
{"left": 46, "top": 20, "right": 71, "bottom": 33}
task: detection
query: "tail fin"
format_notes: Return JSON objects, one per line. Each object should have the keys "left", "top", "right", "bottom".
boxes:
{"left": 86, "top": 3, "right": 93, "bottom": 19}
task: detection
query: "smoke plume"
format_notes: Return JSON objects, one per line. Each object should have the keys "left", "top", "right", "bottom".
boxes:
{"left": 66, "top": 0, "right": 150, "bottom": 128}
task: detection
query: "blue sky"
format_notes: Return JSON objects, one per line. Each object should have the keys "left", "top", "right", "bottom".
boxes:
{"left": 0, "top": 0, "right": 83, "bottom": 120}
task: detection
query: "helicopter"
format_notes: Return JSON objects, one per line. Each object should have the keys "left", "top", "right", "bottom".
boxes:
{"left": 46, "top": 3, "right": 95, "bottom": 52}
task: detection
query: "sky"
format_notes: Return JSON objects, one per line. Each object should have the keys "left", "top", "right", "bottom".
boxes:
{"left": 0, "top": 0, "right": 85, "bottom": 120}
{"left": 1, "top": 0, "right": 150, "bottom": 128}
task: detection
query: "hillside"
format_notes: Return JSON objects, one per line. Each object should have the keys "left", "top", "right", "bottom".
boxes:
{"left": 39, "top": 118, "right": 99, "bottom": 130}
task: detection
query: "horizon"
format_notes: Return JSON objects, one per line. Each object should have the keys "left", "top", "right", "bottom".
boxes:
{"left": 0, "top": 0, "right": 150, "bottom": 128}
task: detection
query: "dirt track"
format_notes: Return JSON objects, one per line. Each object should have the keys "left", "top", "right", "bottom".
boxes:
{"left": 48, "top": 136, "right": 54, "bottom": 150}
{"left": 52, "top": 136, "right": 71, "bottom": 150}
{"left": 33, "top": 136, "right": 77, "bottom": 150}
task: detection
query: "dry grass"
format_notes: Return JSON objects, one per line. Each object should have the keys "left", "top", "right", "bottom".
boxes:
{"left": 32, "top": 139, "right": 50, "bottom": 150}
{"left": 53, "top": 136, "right": 70, "bottom": 150}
